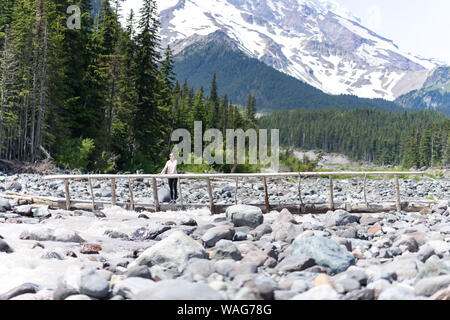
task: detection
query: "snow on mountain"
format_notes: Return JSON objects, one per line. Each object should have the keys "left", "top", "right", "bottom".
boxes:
{"left": 154, "top": 0, "right": 441, "bottom": 100}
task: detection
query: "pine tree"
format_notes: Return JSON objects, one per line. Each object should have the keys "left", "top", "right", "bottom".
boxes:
{"left": 207, "top": 72, "right": 219, "bottom": 128}
{"left": 133, "top": 0, "right": 165, "bottom": 170}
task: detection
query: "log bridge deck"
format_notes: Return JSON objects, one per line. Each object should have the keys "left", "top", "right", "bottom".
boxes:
{"left": 4, "top": 171, "right": 433, "bottom": 215}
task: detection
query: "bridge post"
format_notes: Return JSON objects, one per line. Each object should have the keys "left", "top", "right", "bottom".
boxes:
{"left": 235, "top": 177, "right": 238, "bottom": 205}
{"left": 128, "top": 179, "right": 135, "bottom": 211}
{"left": 394, "top": 174, "right": 401, "bottom": 212}
{"left": 111, "top": 178, "right": 116, "bottom": 206}
{"left": 363, "top": 174, "right": 368, "bottom": 207}
{"left": 329, "top": 175, "right": 334, "bottom": 211}
{"left": 64, "top": 179, "right": 70, "bottom": 210}
{"left": 206, "top": 178, "right": 215, "bottom": 214}
{"left": 179, "top": 178, "right": 185, "bottom": 210}
{"left": 263, "top": 177, "right": 270, "bottom": 213}
{"left": 88, "top": 178, "right": 96, "bottom": 211}
{"left": 298, "top": 174, "right": 304, "bottom": 214}
{"left": 152, "top": 177, "right": 160, "bottom": 212}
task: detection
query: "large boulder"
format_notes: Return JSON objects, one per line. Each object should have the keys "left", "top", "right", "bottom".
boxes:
{"left": 19, "top": 227, "right": 85, "bottom": 243}
{"left": 415, "top": 275, "right": 450, "bottom": 297}
{"left": 289, "top": 236, "right": 355, "bottom": 274}
{"left": 201, "top": 225, "right": 235, "bottom": 247}
{"left": 134, "top": 279, "right": 224, "bottom": 300}
{"left": 226, "top": 205, "right": 263, "bottom": 229}
{"left": 129, "top": 231, "right": 206, "bottom": 269}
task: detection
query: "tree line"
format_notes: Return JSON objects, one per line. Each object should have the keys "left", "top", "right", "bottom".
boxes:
{"left": 258, "top": 108, "right": 449, "bottom": 168}
{"left": 0, "top": 0, "right": 257, "bottom": 173}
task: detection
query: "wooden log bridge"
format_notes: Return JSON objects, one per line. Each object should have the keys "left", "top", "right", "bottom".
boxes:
{"left": 33, "top": 171, "right": 434, "bottom": 215}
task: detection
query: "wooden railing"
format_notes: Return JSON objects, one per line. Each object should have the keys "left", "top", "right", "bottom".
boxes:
{"left": 44, "top": 172, "right": 425, "bottom": 214}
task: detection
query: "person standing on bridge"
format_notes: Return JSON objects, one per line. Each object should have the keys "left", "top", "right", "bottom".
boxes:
{"left": 161, "top": 153, "right": 178, "bottom": 204}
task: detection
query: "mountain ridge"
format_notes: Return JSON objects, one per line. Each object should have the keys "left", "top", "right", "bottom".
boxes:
{"left": 157, "top": 0, "right": 444, "bottom": 101}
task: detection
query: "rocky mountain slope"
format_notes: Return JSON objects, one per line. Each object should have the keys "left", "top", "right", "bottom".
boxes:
{"left": 157, "top": 0, "right": 442, "bottom": 101}
{"left": 396, "top": 67, "right": 450, "bottom": 116}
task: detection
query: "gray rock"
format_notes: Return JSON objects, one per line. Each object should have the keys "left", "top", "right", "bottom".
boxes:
{"left": 291, "top": 285, "right": 339, "bottom": 300}
{"left": 380, "top": 258, "right": 421, "bottom": 281}
{"left": 201, "top": 225, "right": 235, "bottom": 247}
{"left": 149, "top": 264, "right": 181, "bottom": 281}
{"left": 107, "top": 231, "right": 129, "bottom": 240}
{"left": 414, "top": 275, "right": 450, "bottom": 297}
{"left": 0, "top": 198, "right": 11, "bottom": 212}
{"left": 324, "top": 210, "right": 359, "bottom": 227}
{"left": 0, "top": 239, "right": 13, "bottom": 253}
{"left": 338, "top": 227, "right": 358, "bottom": 239}
{"left": 417, "top": 244, "right": 435, "bottom": 262}
{"left": 214, "top": 259, "right": 237, "bottom": 277}
{"left": 180, "top": 217, "right": 197, "bottom": 226}
{"left": 33, "top": 206, "right": 51, "bottom": 219}
{"left": 14, "top": 205, "right": 33, "bottom": 216}
{"left": 41, "top": 252, "right": 63, "bottom": 260}
{"left": 271, "top": 222, "right": 302, "bottom": 243}
{"left": 64, "top": 294, "right": 96, "bottom": 301}
{"left": 124, "top": 266, "right": 152, "bottom": 279}
{"left": 112, "top": 277, "right": 156, "bottom": 299}
{"left": 53, "top": 267, "right": 82, "bottom": 300}
{"left": 226, "top": 205, "right": 264, "bottom": 229}
{"left": 378, "top": 285, "right": 416, "bottom": 300}
{"left": 65, "top": 294, "right": 94, "bottom": 300}
{"left": 229, "top": 262, "right": 258, "bottom": 279}
{"left": 244, "top": 275, "right": 278, "bottom": 300}
{"left": 415, "top": 255, "right": 450, "bottom": 281}
{"left": 290, "top": 279, "right": 311, "bottom": 293}
{"left": 0, "top": 283, "right": 40, "bottom": 300}
{"left": 19, "top": 227, "right": 85, "bottom": 243}
{"left": 211, "top": 240, "right": 242, "bottom": 261}
{"left": 129, "top": 223, "right": 171, "bottom": 241}
{"left": 233, "top": 232, "right": 248, "bottom": 241}
{"left": 250, "top": 223, "right": 272, "bottom": 240}
{"left": 343, "top": 288, "right": 375, "bottom": 300}
{"left": 6, "top": 180, "right": 22, "bottom": 191}
{"left": 335, "top": 278, "right": 361, "bottom": 294}
{"left": 129, "top": 231, "right": 206, "bottom": 269}
{"left": 184, "top": 258, "right": 215, "bottom": 279}
{"left": 135, "top": 279, "right": 224, "bottom": 300}
{"left": 274, "top": 290, "right": 297, "bottom": 300}
{"left": 275, "top": 209, "right": 297, "bottom": 224}
{"left": 277, "top": 254, "right": 316, "bottom": 272}
{"left": 79, "top": 269, "right": 110, "bottom": 299}
{"left": 393, "top": 235, "right": 419, "bottom": 253}
{"left": 289, "top": 236, "right": 355, "bottom": 274}
{"left": 337, "top": 268, "right": 369, "bottom": 286}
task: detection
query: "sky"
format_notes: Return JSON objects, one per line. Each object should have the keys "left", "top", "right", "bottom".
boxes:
{"left": 337, "top": 0, "right": 450, "bottom": 64}
{"left": 122, "top": 0, "right": 450, "bottom": 65}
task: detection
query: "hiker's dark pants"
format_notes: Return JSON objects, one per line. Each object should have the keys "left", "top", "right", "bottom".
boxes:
{"left": 168, "top": 178, "right": 178, "bottom": 200}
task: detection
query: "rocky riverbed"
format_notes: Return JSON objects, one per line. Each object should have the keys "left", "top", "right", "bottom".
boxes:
{"left": 0, "top": 173, "right": 449, "bottom": 300}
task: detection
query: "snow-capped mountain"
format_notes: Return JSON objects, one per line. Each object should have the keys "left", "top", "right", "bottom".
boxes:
{"left": 155, "top": 0, "right": 442, "bottom": 100}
